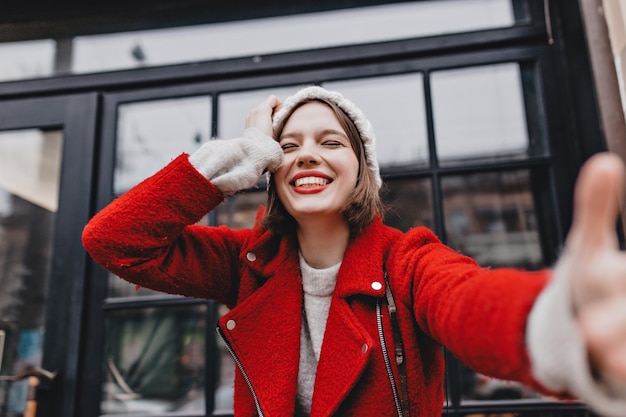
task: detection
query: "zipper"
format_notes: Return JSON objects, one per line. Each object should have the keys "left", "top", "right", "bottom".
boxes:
{"left": 377, "top": 298, "right": 404, "bottom": 417}
{"left": 216, "top": 327, "right": 265, "bottom": 417}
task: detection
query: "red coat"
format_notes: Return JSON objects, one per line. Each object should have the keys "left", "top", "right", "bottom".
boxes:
{"left": 83, "top": 154, "right": 551, "bottom": 417}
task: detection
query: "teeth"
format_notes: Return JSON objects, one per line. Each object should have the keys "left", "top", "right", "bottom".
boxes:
{"left": 294, "top": 176, "right": 329, "bottom": 187}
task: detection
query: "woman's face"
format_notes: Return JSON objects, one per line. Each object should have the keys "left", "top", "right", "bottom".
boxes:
{"left": 274, "top": 102, "right": 359, "bottom": 224}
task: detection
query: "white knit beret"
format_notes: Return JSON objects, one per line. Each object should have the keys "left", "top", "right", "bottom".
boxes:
{"left": 272, "top": 86, "right": 382, "bottom": 189}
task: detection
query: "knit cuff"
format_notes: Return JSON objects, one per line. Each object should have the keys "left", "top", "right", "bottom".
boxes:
{"left": 188, "top": 127, "right": 283, "bottom": 194}
{"left": 527, "top": 261, "right": 626, "bottom": 416}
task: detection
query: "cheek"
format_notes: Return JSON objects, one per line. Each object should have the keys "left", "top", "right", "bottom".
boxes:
{"left": 273, "top": 165, "right": 292, "bottom": 203}
{"left": 274, "top": 163, "right": 289, "bottom": 184}
{"left": 347, "top": 157, "right": 360, "bottom": 183}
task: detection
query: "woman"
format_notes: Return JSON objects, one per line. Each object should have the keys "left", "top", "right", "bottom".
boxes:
{"left": 83, "top": 86, "right": 626, "bottom": 417}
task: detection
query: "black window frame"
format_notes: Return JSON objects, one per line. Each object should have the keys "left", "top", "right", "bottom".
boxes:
{"left": 0, "top": 93, "right": 99, "bottom": 417}
{"left": 0, "top": 1, "right": 607, "bottom": 416}
{"left": 86, "top": 54, "right": 586, "bottom": 417}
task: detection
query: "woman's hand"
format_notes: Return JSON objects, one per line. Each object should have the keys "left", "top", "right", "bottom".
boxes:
{"left": 187, "top": 94, "right": 284, "bottom": 192}
{"left": 246, "top": 94, "right": 282, "bottom": 138}
{"left": 561, "top": 152, "right": 626, "bottom": 385}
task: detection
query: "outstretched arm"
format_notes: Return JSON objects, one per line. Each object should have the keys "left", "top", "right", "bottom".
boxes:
{"left": 528, "top": 152, "right": 626, "bottom": 416}
{"left": 572, "top": 153, "right": 626, "bottom": 382}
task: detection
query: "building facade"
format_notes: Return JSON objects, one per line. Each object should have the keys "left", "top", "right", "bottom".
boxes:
{"left": 0, "top": 0, "right": 624, "bottom": 416}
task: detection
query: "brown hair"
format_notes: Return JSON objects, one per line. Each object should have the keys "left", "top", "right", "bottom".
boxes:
{"left": 261, "top": 98, "right": 383, "bottom": 236}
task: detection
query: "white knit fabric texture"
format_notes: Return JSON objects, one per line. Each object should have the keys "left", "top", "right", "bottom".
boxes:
{"left": 188, "top": 127, "right": 283, "bottom": 194}
{"left": 299, "top": 254, "right": 339, "bottom": 360}
{"left": 296, "top": 253, "right": 340, "bottom": 416}
{"left": 272, "top": 86, "right": 382, "bottom": 189}
{"left": 527, "top": 262, "right": 626, "bottom": 417}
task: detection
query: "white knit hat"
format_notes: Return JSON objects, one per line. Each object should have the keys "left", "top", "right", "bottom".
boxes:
{"left": 272, "top": 86, "right": 382, "bottom": 188}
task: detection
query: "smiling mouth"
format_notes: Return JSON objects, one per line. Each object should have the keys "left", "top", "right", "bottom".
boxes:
{"left": 293, "top": 176, "right": 331, "bottom": 187}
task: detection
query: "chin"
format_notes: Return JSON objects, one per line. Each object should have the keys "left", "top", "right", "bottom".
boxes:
{"left": 291, "top": 206, "right": 344, "bottom": 221}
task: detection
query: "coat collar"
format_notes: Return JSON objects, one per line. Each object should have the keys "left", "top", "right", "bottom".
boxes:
{"left": 222, "top": 213, "right": 402, "bottom": 417}
{"left": 335, "top": 216, "right": 395, "bottom": 298}
{"left": 218, "top": 252, "right": 303, "bottom": 417}
{"left": 241, "top": 214, "right": 398, "bottom": 298}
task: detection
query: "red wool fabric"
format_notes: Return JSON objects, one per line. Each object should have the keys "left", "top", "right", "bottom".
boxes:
{"left": 83, "top": 154, "right": 554, "bottom": 417}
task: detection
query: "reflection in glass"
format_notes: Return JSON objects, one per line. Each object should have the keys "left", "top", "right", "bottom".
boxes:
{"left": 110, "top": 96, "right": 212, "bottom": 296}
{"left": 442, "top": 170, "right": 542, "bottom": 270}
{"left": 114, "top": 96, "right": 212, "bottom": 194}
{"left": 0, "top": 129, "right": 62, "bottom": 416}
{"left": 459, "top": 360, "right": 543, "bottom": 403}
{"left": 0, "top": 40, "right": 56, "bottom": 82}
{"left": 0, "top": 130, "right": 62, "bottom": 212}
{"left": 211, "top": 192, "right": 269, "bottom": 413}
{"left": 382, "top": 177, "right": 434, "bottom": 232}
{"left": 102, "top": 305, "right": 207, "bottom": 415}
{"left": 214, "top": 304, "right": 235, "bottom": 413}
{"left": 442, "top": 170, "right": 546, "bottom": 406}
{"left": 431, "top": 63, "right": 530, "bottom": 164}
{"left": 218, "top": 86, "right": 305, "bottom": 141}
{"left": 108, "top": 273, "right": 163, "bottom": 298}
{"left": 216, "top": 191, "right": 268, "bottom": 229}
{"left": 323, "top": 74, "right": 429, "bottom": 168}
{"left": 72, "top": 0, "right": 516, "bottom": 74}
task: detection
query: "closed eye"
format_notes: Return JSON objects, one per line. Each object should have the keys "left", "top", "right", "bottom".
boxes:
{"left": 319, "top": 130, "right": 349, "bottom": 147}
{"left": 280, "top": 142, "right": 298, "bottom": 152}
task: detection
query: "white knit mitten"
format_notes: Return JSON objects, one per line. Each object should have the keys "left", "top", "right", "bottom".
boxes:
{"left": 188, "top": 127, "right": 283, "bottom": 194}
{"left": 527, "top": 260, "right": 626, "bottom": 417}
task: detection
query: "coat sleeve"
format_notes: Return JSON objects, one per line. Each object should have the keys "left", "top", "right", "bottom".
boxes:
{"left": 82, "top": 153, "right": 245, "bottom": 307}
{"left": 388, "top": 226, "right": 551, "bottom": 391}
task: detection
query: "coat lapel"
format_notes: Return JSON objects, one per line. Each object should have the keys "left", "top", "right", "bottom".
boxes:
{"left": 310, "top": 218, "right": 392, "bottom": 417}
{"left": 218, "top": 216, "right": 397, "bottom": 417}
{"left": 218, "top": 232, "right": 302, "bottom": 417}
{"left": 310, "top": 297, "right": 376, "bottom": 417}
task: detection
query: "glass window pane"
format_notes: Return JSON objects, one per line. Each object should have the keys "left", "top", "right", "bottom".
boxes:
{"left": 431, "top": 63, "right": 531, "bottom": 164}
{"left": 443, "top": 169, "right": 547, "bottom": 406}
{"left": 101, "top": 304, "right": 207, "bottom": 415}
{"left": 0, "top": 40, "right": 56, "bottom": 82}
{"left": 210, "top": 195, "right": 264, "bottom": 414}
{"left": 114, "top": 96, "right": 212, "bottom": 194}
{"left": 459, "top": 360, "right": 544, "bottom": 403}
{"left": 0, "top": 129, "right": 62, "bottom": 414}
{"left": 218, "top": 86, "right": 304, "bottom": 141}
{"left": 72, "top": 0, "right": 518, "bottom": 74}
{"left": 459, "top": 355, "right": 567, "bottom": 405}
{"left": 216, "top": 191, "right": 268, "bottom": 229}
{"left": 323, "top": 74, "right": 429, "bottom": 169}
{"left": 107, "top": 272, "right": 163, "bottom": 298}
{"left": 0, "top": 331, "right": 5, "bottom": 373}
{"left": 442, "top": 170, "right": 543, "bottom": 270}
{"left": 214, "top": 304, "right": 235, "bottom": 413}
{"left": 382, "top": 177, "right": 434, "bottom": 232}
{"left": 110, "top": 96, "right": 212, "bottom": 295}
{"left": 0, "top": 130, "right": 62, "bottom": 212}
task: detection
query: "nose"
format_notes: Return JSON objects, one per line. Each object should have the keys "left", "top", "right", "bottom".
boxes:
{"left": 295, "top": 142, "right": 320, "bottom": 167}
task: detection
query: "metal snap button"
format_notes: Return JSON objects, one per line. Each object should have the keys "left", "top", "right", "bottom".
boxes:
{"left": 371, "top": 281, "right": 382, "bottom": 291}
{"left": 226, "top": 319, "right": 236, "bottom": 330}
{"left": 246, "top": 252, "right": 257, "bottom": 262}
